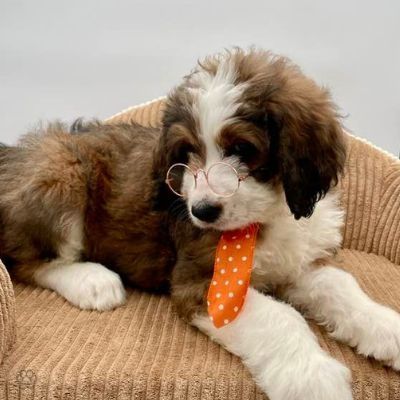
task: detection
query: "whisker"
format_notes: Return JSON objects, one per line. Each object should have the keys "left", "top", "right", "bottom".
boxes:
{"left": 166, "top": 198, "right": 190, "bottom": 225}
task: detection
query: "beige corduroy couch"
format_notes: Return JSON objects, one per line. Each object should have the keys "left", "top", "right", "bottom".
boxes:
{"left": 0, "top": 98, "right": 400, "bottom": 400}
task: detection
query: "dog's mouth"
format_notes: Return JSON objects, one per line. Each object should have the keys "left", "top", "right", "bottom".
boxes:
{"left": 191, "top": 217, "right": 219, "bottom": 230}
{"left": 188, "top": 198, "right": 258, "bottom": 232}
{"left": 190, "top": 213, "right": 257, "bottom": 232}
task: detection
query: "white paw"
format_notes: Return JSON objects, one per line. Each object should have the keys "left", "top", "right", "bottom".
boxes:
{"left": 306, "top": 355, "right": 352, "bottom": 400}
{"left": 265, "top": 354, "right": 352, "bottom": 400}
{"left": 38, "top": 262, "right": 127, "bottom": 311}
{"left": 72, "top": 263, "right": 126, "bottom": 311}
{"left": 334, "top": 305, "right": 400, "bottom": 370}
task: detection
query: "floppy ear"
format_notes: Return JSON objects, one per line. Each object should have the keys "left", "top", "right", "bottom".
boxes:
{"left": 267, "top": 78, "right": 346, "bottom": 219}
{"left": 152, "top": 129, "right": 190, "bottom": 211}
{"left": 151, "top": 130, "right": 176, "bottom": 211}
{"left": 152, "top": 98, "right": 196, "bottom": 211}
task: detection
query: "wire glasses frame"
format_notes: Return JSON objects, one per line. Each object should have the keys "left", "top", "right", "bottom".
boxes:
{"left": 165, "top": 162, "right": 249, "bottom": 198}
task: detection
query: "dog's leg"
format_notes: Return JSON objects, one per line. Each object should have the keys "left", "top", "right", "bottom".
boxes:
{"left": 9, "top": 214, "right": 126, "bottom": 311}
{"left": 21, "top": 215, "right": 126, "bottom": 311}
{"left": 0, "top": 131, "right": 126, "bottom": 311}
{"left": 191, "top": 288, "right": 352, "bottom": 400}
{"left": 284, "top": 266, "right": 400, "bottom": 370}
{"left": 34, "top": 260, "right": 126, "bottom": 311}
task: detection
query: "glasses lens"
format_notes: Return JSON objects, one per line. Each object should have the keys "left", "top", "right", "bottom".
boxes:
{"left": 207, "top": 163, "right": 239, "bottom": 196}
{"left": 166, "top": 164, "right": 194, "bottom": 196}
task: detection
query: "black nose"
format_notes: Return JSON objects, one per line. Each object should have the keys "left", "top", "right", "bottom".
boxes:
{"left": 191, "top": 203, "right": 222, "bottom": 223}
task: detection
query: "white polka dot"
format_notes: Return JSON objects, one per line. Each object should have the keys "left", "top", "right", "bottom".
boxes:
{"left": 224, "top": 280, "right": 229, "bottom": 285}
{"left": 234, "top": 306, "right": 239, "bottom": 312}
{"left": 216, "top": 293, "right": 221, "bottom": 298}
{"left": 232, "top": 236, "right": 237, "bottom": 239}
{"left": 212, "top": 280, "right": 217, "bottom": 286}
{"left": 233, "top": 267, "right": 238, "bottom": 273}
{"left": 241, "top": 256, "right": 247, "bottom": 262}
{"left": 228, "top": 292, "right": 234, "bottom": 298}
{"left": 228, "top": 256, "right": 233, "bottom": 262}
{"left": 224, "top": 319, "right": 229, "bottom": 324}
{"left": 220, "top": 268, "right": 226, "bottom": 274}
{"left": 245, "top": 234, "right": 250, "bottom": 239}
{"left": 236, "top": 244, "right": 241, "bottom": 249}
{"left": 216, "top": 257, "right": 220, "bottom": 263}
{"left": 222, "top": 245, "right": 227, "bottom": 250}
{"left": 238, "top": 280, "right": 244, "bottom": 285}
{"left": 210, "top": 316, "right": 214, "bottom": 321}
{"left": 207, "top": 301, "right": 210, "bottom": 306}
{"left": 218, "top": 304, "right": 224, "bottom": 310}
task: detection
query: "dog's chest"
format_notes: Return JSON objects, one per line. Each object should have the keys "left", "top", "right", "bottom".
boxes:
{"left": 249, "top": 194, "right": 344, "bottom": 290}
{"left": 251, "top": 220, "right": 308, "bottom": 289}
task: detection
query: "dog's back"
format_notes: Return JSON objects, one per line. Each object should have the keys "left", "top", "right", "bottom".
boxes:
{"left": 0, "top": 121, "right": 175, "bottom": 290}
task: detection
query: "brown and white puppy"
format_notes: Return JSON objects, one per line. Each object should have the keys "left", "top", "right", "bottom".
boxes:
{"left": 2, "top": 49, "right": 400, "bottom": 400}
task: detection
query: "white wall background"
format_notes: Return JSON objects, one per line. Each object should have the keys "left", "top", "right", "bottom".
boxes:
{"left": 1, "top": 0, "right": 399, "bottom": 156}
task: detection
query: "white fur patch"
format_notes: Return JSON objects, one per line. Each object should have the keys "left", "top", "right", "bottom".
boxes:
{"left": 190, "top": 58, "right": 247, "bottom": 164}
{"left": 33, "top": 213, "right": 125, "bottom": 311}
{"left": 58, "top": 214, "right": 84, "bottom": 261}
{"left": 193, "top": 288, "right": 352, "bottom": 400}
{"left": 286, "top": 265, "right": 400, "bottom": 370}
{"left": 34, "top": 261, "right": 126, "bottom": 311}
{"left": 186, "top": 58, "right": 255, "bottom": 228}
{"left": 252, "top": 192, "right": 344, "bottom": 286}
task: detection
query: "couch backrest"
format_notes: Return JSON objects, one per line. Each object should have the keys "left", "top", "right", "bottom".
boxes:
{"left": 339, "top": 134, "right": 400, "bottom": 264}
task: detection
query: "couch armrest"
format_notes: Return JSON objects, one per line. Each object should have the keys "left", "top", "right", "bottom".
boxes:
{"left": 340, "top": 133, "right": 400, "bottom": 265}
{"left": 0, "top": 260, "right": 16, "bottom": 364}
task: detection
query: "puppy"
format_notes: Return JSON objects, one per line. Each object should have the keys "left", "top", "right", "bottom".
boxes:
{"left": 2, "top": 49, "right": 400, "bottom": 400}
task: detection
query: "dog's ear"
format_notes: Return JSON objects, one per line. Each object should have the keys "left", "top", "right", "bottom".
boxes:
{"left": 152, "top": 130, "right": 176, "bottom": 211}
{"left": 265, "top": 75, "right": 346, "bottom": 219}
{"left": 152, "top": 97, "right": 196, "bottom": 211}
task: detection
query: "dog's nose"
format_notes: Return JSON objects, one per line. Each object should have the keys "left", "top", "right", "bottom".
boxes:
{"left": 191, "top": 203, "right": 222, "bottom": 223}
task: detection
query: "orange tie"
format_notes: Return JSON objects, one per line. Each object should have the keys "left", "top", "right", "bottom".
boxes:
{"left": 207, "top": 223, "right": 259, "bottom": 328}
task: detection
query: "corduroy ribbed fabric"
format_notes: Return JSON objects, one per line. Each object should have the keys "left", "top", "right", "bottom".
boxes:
{"left": 0, "top": 98, "right": 399, "bottom": 399}
{"left": 1, "top": 250, "right": 400, "bottom": 400}
{"left": 340, "top": 134, "right": 400, "bottom": 265}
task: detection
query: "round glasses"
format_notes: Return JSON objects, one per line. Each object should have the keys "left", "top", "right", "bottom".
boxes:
{"left": 165, "top": 162, "right": 248, "bottom": 198}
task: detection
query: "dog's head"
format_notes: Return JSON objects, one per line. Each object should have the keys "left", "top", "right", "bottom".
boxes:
{"left": 155, "top": 49, "right": 346, "bottom": 230}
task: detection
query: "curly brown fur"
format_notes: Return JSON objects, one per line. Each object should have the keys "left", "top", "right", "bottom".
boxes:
{"left": 0, "top": 122, "right": 180, "bottom": 291}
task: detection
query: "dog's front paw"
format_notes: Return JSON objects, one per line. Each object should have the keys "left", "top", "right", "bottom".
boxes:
{"left": 344, "top": 306, "right": 400, "bottom": 370}
{"left": 264, "top": 354, "right": 352, "bottom": 400}
{"left": 68, "top": 262, "right": 126, "bottom": 311}
{"left": 305, "top": 355, "right": 352, "bottom": 400}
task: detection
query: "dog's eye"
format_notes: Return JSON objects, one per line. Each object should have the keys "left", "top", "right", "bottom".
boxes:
{"left": 227, "top": 141, "right": 258, "bottom": 162}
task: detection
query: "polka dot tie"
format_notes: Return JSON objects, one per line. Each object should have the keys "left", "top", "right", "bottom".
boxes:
{"left": 207, "top": 223, "right": 259, "bottom": 328}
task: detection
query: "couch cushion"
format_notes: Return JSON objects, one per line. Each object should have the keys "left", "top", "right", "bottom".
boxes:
{"left": 1, "top": 249, "right": 400, "bottom": 399}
